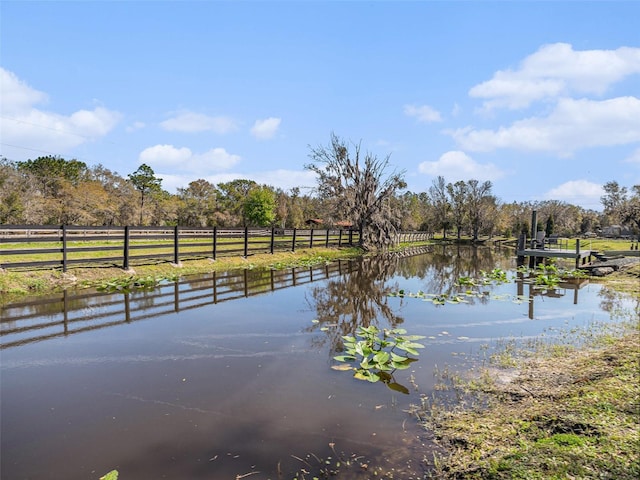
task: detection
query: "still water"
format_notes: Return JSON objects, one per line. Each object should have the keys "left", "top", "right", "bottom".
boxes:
{"left": 1, "top": 246, "right": 635, "bottom": 479}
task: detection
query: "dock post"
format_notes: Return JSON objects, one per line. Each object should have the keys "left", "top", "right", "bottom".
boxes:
{"left": 517, "top": 233, "right": 525, "bottom": 267}
{"left": 575, "top": 239, "right": 580, "bottom": 269}
{"left": 529, "top": 210, "right": 538, "bottom": 268}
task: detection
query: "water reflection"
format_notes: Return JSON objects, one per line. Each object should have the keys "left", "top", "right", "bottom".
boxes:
{"left": 598, "top": 285, "right": 640, "bottom": 322}
{"left": 1, "top": 245, "right": 635, "bottom": 480}
{"left": 1, "top": 261, "right": 357, "bottom": 349}
{"left": 305, "top": 253, "right": 404, "bottom": 354}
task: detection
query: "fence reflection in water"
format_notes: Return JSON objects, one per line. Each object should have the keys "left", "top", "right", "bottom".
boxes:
{"left": 1, "top": 260, "right": 357, "bottom": 350}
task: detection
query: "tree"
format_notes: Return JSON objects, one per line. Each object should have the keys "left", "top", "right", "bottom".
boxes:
{"left": 620, "top": 185, "right": 640, "bottom": 232}
{"left": 600, "top": 181, "right": 628, "bottom": 225}
{"left": 466, "top": 179, "right": 493, "bottom": 241}
{"left": 545, "top": 215, "right": 555, "bottom": 236}
{"left": 128, "top": 164, "right": 162, "bottom": 225}
{"left": 217, "top": 179, "right": 259, "bottom": 226}
{"left": 89, "top": 164, "right": 137, "bottom": 225}
{"left": 287, "top": 187, "right": 307, "bottom": 228}
{"left": 177, "top": 179, "right": 219, "bottom": 226}
{"left": 244, "top": 186, "right": 276, "bottom": 226}
{"left": 396, "top": 191, "right": 428, "bottom": 231}
{"left": 0, "top": 158, "right": 27, "bottom": 223}
{"left": 428, "top": 176, "right": 451, "bottom": 239}
{"left": 306, "top": 133, "right": 406, "bottom": 251}
{"left": 16, "top": 155, "right": 88, "bottom": 197}
{"left": 446, "top": 180, "right": 468, "bottom": 240}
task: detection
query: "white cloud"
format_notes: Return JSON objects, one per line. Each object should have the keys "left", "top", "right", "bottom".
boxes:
{"left": 470, "top": 43, "right": 640, "bottom": 110}
{"left": 250, "top": 117, "right": 281, "bottom": 140}
{"left": 417, "top": 150, "right": 505, "bottom": 182}
{"left": 126, "top": 121, "right": 146, "bottom": 132}
{"left": 0, "top": 67, "right": 121, "bottom": 157}
{"left": 160, "top": 111, "right": 238, "bottom": 134}
{"left": 544, "top": 180, "right": 604, "bottom": 210}
{"left": 138, "top": 144, "right": 241, "bottom": 172}
{"left": 624, "top": 147, "right": 640, "bottom": 165}
{"left": 451, "top": 96, "right": 640, "bottom": 156}
{"left": 0, "top": 68, "right": 48, "bottom": 113}
{"left": 403, "top": 104, "right": 442, "bottom": 123}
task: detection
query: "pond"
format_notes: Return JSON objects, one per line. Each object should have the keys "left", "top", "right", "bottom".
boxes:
{"left": 1, "top": 245, "right": 636, "bottom": 479}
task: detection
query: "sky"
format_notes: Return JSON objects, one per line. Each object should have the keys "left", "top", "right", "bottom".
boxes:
{"left": 1, "top": 1, "right": 639, "bottom": 211}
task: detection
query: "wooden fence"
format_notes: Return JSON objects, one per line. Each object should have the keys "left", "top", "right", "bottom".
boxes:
{"left": 0, "top": 225, "right": 359, "bottom": 271}
{"left": 0, "top": 225, "right": 431, "bottom": 271}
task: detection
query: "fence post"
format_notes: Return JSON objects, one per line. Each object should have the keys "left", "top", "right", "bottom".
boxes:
{"left": 348, "top": 229, "right": 353, "bottom": 245}
{"left": 310, "top": 228, "right": 314, "bottom": 248}
{"left": 244, "top": 227, "right": 249, "bottom": 257}
{"left": 61, "top": 225, "right": 68, "bottom": 272}
{"left": 123, "top": 226, "right": 130, "bottom": 270}
{"left": 292, "top": 228, "right": 297, "bottom": 252}
{"left": 270, "top": 226, "right": 275, "bottom": 254}
{"left": 213, "top": 227, "right": 217, "bottom": 260}
{"left": 338, "top": 229, "right": 342, "bottom": 247}
{"left": 325, "top": 229, "right": 330, "bottom": 248}
{"left": 173, "top": 225, "right": 180, "bottom": 265}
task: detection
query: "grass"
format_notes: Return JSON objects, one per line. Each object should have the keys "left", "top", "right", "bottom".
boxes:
{"left": 421, "top": 265, "right": 640, "bottom": 479}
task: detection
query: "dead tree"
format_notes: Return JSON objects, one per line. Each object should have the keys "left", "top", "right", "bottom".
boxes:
{"left": 306, "top": 133, "right": 406, "bottom": 251}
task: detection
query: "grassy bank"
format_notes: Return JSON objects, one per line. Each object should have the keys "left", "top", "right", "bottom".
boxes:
{"left": 422, "top": 265, "right": 640, "bottom": 479}
{"left": 0, "top": 247, "right": 364, "bottom": 303}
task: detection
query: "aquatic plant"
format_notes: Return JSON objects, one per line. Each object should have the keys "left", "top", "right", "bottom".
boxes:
{"left": 481, "top": 267, "right": 509, "bottom": 284}
{"left": 333, "top": 326, "right": 425, "bottom": 393}
{"left": 96, "top": 274, "right": 179, "bottom": 293}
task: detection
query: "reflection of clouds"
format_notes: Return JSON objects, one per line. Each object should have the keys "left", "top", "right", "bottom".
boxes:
{"left": 1, "top": 349, "right": 299, "bottom": 370}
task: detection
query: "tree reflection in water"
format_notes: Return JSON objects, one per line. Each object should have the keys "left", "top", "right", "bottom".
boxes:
{"left": 306, "top": 245, "right": 514, "bottom": 354}
{"left": 305, "top": 253, "right": 404, "bottom": 355}
{"left": 598, "top": 285, "right": 640, "bottom": 323}
{"left": 396, "top": 244, "right": 514, "bottom": 306}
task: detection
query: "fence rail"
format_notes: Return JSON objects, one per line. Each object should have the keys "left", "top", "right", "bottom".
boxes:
{"left": 0, "top": 225, "right": 366, "bottom": 271}
{"left": 0, "top": 225, "right": 431, "bottom": 272}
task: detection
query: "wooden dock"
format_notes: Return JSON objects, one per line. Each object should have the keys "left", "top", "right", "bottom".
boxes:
{"left": 517, "top": 247, "right": 593, "bottom": 268}
{"left": 516, "top": 234, "right": 593, "bottom": 268}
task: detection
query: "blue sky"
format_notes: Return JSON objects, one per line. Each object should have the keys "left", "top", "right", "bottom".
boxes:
{"left": 1, "top": 1, "right": 639, "bottom": 211}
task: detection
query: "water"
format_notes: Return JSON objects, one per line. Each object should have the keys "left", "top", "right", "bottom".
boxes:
{"left": 1, "top": 246, "right": 636, "bottom": 479}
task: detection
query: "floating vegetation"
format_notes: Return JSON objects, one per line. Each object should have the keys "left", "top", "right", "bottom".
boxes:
{"left": 270, "top": 254, "right": 333, "bottom": 270}
{"left": 390, "top": 266, "right": 589, "bottom": 306}
{"left": 481, "top": 267, "right": 510, "bottom": 283}
{"left": 96, "top": 274, "right": 179, "bottom": 293}
{"left": 99, "top": 471, "right": 118, "bottom": 480}
{"left": 332, "top": 326, "right": 425, "bottom": 394}
{"left": 516, "top": 264, "right": 588, "bottom": 291}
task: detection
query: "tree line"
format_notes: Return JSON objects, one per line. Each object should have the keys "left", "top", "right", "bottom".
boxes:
{"left": 1, "top": 134, "right": 638, "bottom": 248}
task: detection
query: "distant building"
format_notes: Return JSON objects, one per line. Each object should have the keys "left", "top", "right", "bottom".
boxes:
{"left": 601, "top": 225, "right": 633, "bottom": 238}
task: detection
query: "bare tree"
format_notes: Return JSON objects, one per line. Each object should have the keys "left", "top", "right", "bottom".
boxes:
{"left": 306, "top": 133, "right": 406, "bottom": 251}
